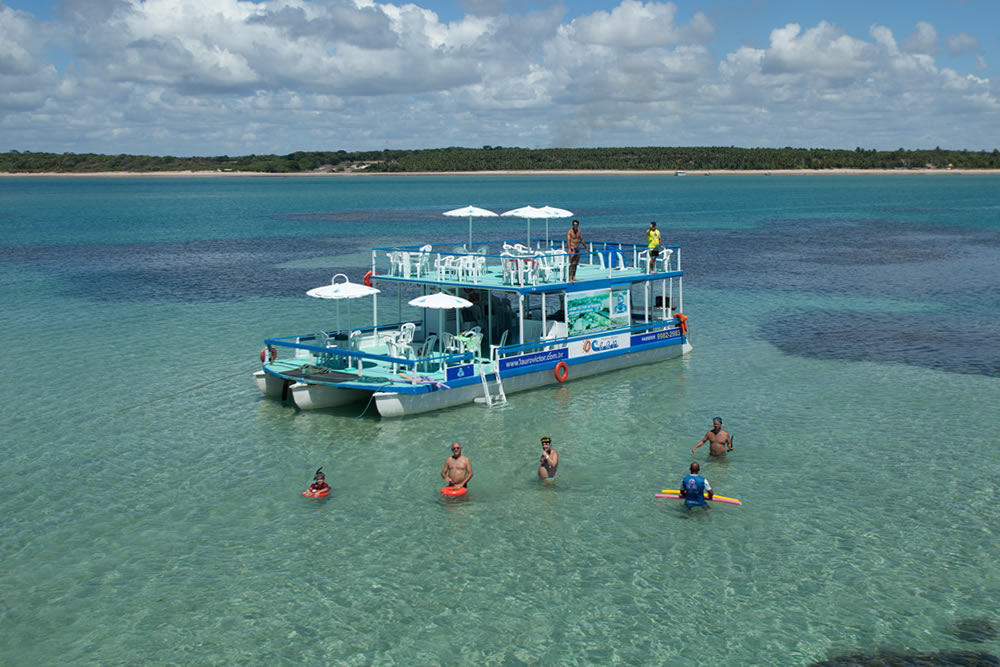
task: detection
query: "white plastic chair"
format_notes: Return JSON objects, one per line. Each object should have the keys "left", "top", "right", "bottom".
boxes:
{"left": 535, "top": 252, "right": 558, "bottom": 283}
{"left": 464, "top": 331, "right": 483, "bottom": 357}
{"left": 442, "top": 331, "right": 460, "bottom": 354}
{"left": 398, "top": 322, "right": 416, "bottom": 346}
{"left": 639, "top": 248, "right": 673, "bottom": 273}
{"left": 416, "top": 334, "right": 438, "bottom": 371}
{"left": 386, "top": 251, "right": 401, "bottom": 277}
{"left": 490, "top": 329, "right": 509, "bottom": 364}
{"left": 414, "top": 248, "right": 432, "bottom": 277}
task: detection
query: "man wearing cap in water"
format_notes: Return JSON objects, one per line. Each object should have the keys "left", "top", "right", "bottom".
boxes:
{"left": 441, "top": 442, "right": 473, "bottom": 490}
{"left": 538, "top": 436, "right": 559, "bottom": 480}
{"left": 692, "top": 417, "right": 733, "bottom": 456}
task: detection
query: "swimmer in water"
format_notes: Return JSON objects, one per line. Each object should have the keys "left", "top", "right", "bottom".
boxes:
{"left": 692, "top": 417, "right": 733, "bottom": 456}
{"left": 680, "top": 461, "right": 713, "bottom": 508}
{"left": 306, "top": 467, "right": 329, "bottom": 495}
{"left": 441, "top": 442, "right": 473, "bottom": 490}
{"left": 538, "top": 436, "right": 558, "bottom": 480}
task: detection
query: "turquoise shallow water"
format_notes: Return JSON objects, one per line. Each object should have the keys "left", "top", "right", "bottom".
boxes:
{"left": 1, "top": 174, "right": 998, "bottom": 665}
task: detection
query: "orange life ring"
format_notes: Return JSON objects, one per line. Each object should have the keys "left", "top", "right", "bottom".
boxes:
{"left": 441, "top": 486, "right": 467, "bottom": 497}
{"left": 554, "top": 361, "right": 569, "bottom": 383}
{"left": 363, "top": 270, "right": 374, "bottom": 287}
{"left": 260, "top": 345, "right": 277, "bottom": 363}
{"left": 675, "top": 313, "right": 688, "bottom": 335}
{"left": 302, "top": 489, "right": 329, "bottom": 498}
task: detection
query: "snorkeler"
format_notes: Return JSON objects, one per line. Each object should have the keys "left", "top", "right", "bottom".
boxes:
{"left": 538, "top": 436, "right": 559, "bottom": 480}
{"left": 304, "top": 467, "right": 330, "bottom": 496}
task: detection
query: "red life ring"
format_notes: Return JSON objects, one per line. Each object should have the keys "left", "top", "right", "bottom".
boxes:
{"left": 441, "top": 486, "right": 467, "bottom": 497}
{"left": 363, "top": 270, "right": 374, "bottom": 287}
{"left": 302, "top": 489, "right": 329, "bottom": 498}
{"left": 675, "top": 313, "right": 688, "bottom": 335}
{"left": 260, "top": 345, "right": 277, "bottom": 363}
{"left": 554, "top": 361, "right": 569, "bottom": 383}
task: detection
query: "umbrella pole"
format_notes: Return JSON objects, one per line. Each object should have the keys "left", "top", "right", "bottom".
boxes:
{"left": 469, "top": 216, "right": 473, "bottom": 251}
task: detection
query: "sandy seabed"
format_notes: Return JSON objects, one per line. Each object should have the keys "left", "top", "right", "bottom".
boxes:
{"left": 1, "top": 168, "right": 997, "bottom": 177}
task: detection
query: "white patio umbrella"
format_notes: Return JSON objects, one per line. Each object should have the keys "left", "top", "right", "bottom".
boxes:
{"left": 501, "top": 205, "right": 547, "bottom": 247}
{"left": 306, "top": 273, "right": 380, "bottom": 334}
{"left": 408, "top": 292, "right": 473, "bottom": 350}
{"left": 537, "top": 205, "right": 574, "bottom": 245}
{"left": 443, "top": 205, "right": 498, "bottom": 250}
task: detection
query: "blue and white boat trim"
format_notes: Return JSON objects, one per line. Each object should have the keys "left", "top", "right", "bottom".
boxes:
{"left": 255, "top": 235, "right": 692, "bottom": 417}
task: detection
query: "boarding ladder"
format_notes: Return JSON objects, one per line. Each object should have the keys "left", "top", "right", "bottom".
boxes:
{"left": 475, "top": 358, "right": 508, "bottom": 408}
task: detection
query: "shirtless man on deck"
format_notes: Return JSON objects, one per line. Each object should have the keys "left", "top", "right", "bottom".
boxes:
{"left": 566, "top": 219, "right": 585, "bottom": 281}
{"left": 692, "top": 417, "right": 733, "bottom": 456}
{"left": 441, "top": 442, "right": 473, "bottom": 490}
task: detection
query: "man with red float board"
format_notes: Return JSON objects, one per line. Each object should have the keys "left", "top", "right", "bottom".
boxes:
{"left": 441, "top": 442, "right": 473, "bottom": 495}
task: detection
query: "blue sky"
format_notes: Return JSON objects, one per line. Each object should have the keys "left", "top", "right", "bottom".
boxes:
{"left": 1, "top": 0, "right": 997, "bottom": 156}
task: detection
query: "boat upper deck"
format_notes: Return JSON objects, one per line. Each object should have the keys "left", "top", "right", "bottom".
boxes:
{"left": 372, "top": 239, "right": 683, "bottom": 293}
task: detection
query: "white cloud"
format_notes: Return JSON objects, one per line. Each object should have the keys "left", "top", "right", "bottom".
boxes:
{"left": 0, "top": 0, "right": 997, "bottom": 154}
{"left": 902, "top": 21, "right": 936, "bottom": 55}
{"left": 947, "top": 32, "right": 978, "bottom": 56}
{"left": 760, "top": 22, "right": 876, "bottom": 82}
{"left": 571, "top": 0, "right": 712, "bottom": 48}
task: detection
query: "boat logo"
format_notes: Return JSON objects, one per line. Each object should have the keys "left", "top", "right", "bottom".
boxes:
{"left": 583, "top": 338, "right": 620, "bottom": 353}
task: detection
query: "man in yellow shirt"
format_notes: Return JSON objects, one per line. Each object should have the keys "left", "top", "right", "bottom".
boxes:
{"left": 646, "top": 221, "right": 661, "bottom": 272}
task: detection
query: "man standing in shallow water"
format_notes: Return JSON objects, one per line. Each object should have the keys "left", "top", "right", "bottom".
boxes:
{"left": 441, "top": 442, "right": 473, "bottom": 490}
{"left": 692, "top": 417, "right": 733, "bottom": 456}
{"left": 680, "top": 461, "right": 713, "bottom": 508}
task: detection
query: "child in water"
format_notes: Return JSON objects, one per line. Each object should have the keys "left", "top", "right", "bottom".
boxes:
{"left": 305, "top": 467, "right": 330, "bottom": 496}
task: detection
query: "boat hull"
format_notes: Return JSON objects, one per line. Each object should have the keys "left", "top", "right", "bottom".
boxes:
{"left": 374, "top": 341, "right": 691, "bottom": 417}
{"left": 289, "top": 381, "right": 372, "bottom": 410}
{"left": 254, "top": 370, "right": 286, "bottom": 397}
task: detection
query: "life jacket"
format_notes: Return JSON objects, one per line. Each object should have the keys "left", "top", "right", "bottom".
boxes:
{"left": 681, "top": 474, "right": 707, "bottom": 506}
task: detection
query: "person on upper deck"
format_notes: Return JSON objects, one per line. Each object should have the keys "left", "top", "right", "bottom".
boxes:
{"left": 566, "top": 219, "right": 585, "bottom": 282}
{"left": 646, "top": 221, "right": 661, "bottom": 273}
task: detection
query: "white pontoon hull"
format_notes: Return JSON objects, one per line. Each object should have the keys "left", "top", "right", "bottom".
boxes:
{"left": 374, "top": 341, "right": 691, "bottom": 417}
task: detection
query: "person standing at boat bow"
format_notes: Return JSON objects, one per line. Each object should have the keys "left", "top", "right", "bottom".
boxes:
{"left": 441, "top": 442, "right": 473, "bottom": 490}
{"left": 566, "top": 219, "right": 585, "bottom": 282}
{"left": 646, "top": 221, "right": 661, "bottom": 273}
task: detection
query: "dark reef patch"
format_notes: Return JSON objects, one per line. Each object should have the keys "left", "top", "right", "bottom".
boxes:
{"left": 947, "top": 618, "right": 999, "bottom": 643}
{"left": 811, "top": 648, "right": 999, "bottom": 666}
{"left": 761, "top": 309, "right": 1000, "bottom": 377}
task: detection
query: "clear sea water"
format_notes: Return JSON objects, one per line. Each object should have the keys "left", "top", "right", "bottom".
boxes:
{"left": 1, "top": 174, "right": 998, "bottom": 665}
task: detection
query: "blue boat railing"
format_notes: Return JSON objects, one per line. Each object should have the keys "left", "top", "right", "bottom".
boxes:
{"left": 264, "top": 327, "right": 475, "bottom": 384}
{"left": 371, "top": 240, "right": 681, "bottom": 283}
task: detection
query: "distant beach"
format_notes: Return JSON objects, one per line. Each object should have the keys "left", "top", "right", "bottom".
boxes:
{"left": 1, "top": 168, "right": 997, "bottom": 177}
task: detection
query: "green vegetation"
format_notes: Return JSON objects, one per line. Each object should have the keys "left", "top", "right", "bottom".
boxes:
{"left": 2, "top": 146, "right": 998, "bottom": 173}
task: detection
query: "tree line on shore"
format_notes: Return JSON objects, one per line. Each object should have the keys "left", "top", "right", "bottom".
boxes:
{"left": 3, "top": 146, "right": 999, "bottom": 173}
